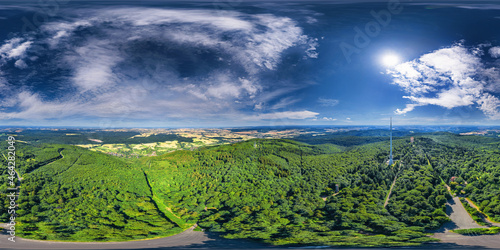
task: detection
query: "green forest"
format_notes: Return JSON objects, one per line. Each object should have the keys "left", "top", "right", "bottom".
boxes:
{"left": 0, "top": 131, "right": 499, "bottom": 246}
{"left": 0, "top": 143, "right": 181, "bottom": 241}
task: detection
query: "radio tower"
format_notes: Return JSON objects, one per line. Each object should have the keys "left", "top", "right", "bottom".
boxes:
{"left": 389, "top": 117, "right": 393, "bottom": 165}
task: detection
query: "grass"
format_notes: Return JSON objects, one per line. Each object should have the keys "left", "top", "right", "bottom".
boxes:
{"left": 20, "top": 227, "right": 184, "bottom": 242}
{"left": 465, "top": 198, "right": 500, "bottom": 224}
{"left": 143, "top": 170, "right": 194, "bottom": 230}
{"left": 453, "top": 227, "right": 500, "bottom": 235}
{"left": 151, "top": 195, "right": 194, "bottom": 229}
{"left": 270, "top": 232, "right": 438, "bottom": 247}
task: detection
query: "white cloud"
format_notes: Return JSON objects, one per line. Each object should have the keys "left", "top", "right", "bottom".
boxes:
{"left": 477, "top": 93, "right": 500, "bottom": 119}
{"left": 318, "top": 98, "right": 339, "bottom": 106}
{"left": 14, "top": 59, "right": 27, "bottom": 69}
{"left": 489, "top": 46, "right": 500, "bottom": 58}
{"left": 103, "top": 8, "right": 254, "bottom": 31}
{"left": 0, "top": 91, "right": 77, "bottom": 119}
{"left": 305, "top": 37, "right": 319, "bottom": 58}
{"left": 254, "top": 102, "right": 264, "bottom": 110}
{"left": 418, "top": 45, "right": 480, "bottom": 82}
{"left": 388, "top": 43, "right": 500, "bottom": 119}
{"left": 6, "top": 41, "right": 32, "bottom": 59}
{"left": 65, "top": 40, "right": 122, "bottom": 91}
{"left": 394, "top": 103, "right": 421, "bottom": 115}
{"left": 0, "top": 7, "right": 318, "bottom": 124}
{"left": 322, "top": 117, "right": 336, "bottom": 121}
{"left": 271, "top": 96, "right": 301, "bottom": 109}
{"left": 409, "top": 3, "right": 500, "bottom": 11}
{"left": 239, "top": 78, "right": 259, "bottom": 98}
{"left": 234, "top": 14, "right": 316, "bottom": 73}
{"left": 455, "top": 4, "right": 500, "bottom": 10}
{"left": 0, "top": 38, "right": 32, "bottom": 60}
{"left": 403, "top": 87, "right": 476, "bottom": 109}
{"left": 171, "top": 74, "right": 261, "bottom": 101}
{"left": 245, "top": 110, "right": 319, "bottom": 120}
{"left": 206, "top": 81, "right": 242, "bottom": 99}
{"left": 42, "top": 20, "right": 92, "bottom": 48}
{"left": 0, "top": 38, "right": 22, "bottom": 55}
{"left": 93, "top": 8, "right": 317, "bottom": 75}
{"left": 305, "top": 16, "right": 318, "bottom": 24}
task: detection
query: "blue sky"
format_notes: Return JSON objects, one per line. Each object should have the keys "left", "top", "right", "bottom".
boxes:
{"left": 1, "top": 1, "right": 500, "bottom": 127}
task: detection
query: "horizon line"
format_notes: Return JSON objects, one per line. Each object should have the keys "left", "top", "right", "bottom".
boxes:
{"left": 1, "top": 124, "right": 499, "bottom": 129}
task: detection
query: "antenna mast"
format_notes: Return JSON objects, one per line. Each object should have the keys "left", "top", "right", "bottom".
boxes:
{"left": 389, "top": 117, "right": 393, "bottom": 165}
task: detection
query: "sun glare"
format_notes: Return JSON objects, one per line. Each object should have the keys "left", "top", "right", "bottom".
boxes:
{"left": 381, "top": 53, "right": 400, "bottom": 67}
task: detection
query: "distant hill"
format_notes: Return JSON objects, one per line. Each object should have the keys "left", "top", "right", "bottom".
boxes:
{"left": 2, "top": 130, "right": 193, "bottom": 145}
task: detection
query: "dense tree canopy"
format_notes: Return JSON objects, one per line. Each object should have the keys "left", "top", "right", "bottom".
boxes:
{"left": 0, "top": 132, "right": 498, "bottom": 246}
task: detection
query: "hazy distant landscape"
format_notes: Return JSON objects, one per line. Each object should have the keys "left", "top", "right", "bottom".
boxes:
{"left": 1, "top": 126, "right": 500, "bottom": 248}
{"left": 5, "top": 125, "right": 500, "bottom": 156}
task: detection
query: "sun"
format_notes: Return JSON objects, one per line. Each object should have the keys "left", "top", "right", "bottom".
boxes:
{"left": 381, "top": 53, "right": 400, "bottom": 67}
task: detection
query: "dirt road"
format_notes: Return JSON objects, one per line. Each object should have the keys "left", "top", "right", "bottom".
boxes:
{"left": 446, "top": 197, "right": 487, "bottom": 230}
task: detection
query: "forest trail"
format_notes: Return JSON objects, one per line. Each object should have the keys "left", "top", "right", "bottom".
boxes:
{"left": 383, "top": 173, "right": 397, "bottom": 208}
{"left": 12, "top": 170, "right": 21, "bottom": 197}
{"left": 321, "top": 192, "right": 339, "bottom": 201}
{"left": 142, "top": 170, "right": 193, "bottom": 229}
{"left": 383, "top": 161, "right": 401, "bottom": 208}
{"left": 14, "top": 169, "right": 22, "bottom": 182}
{"left": 42, "top": 150, "right": 64, "bottom": 167}
{"left": 16, "top": 149, "right": 65, "bottom": 193}
{"left": 445, "top": 183, "right": 452, "bottom": 195}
